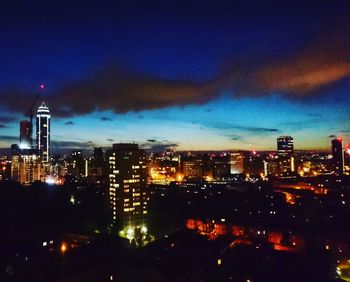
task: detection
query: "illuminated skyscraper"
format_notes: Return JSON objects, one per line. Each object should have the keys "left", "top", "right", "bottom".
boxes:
{"left": 277, "top": 136, "right": 294, "bottom": 157}
{"left": 332, "top": 137, "right": 344, "bottom": 174}
{"left": 11, "top": 148, "right": 44, "bottom": 184}
{"left": 229, "top": 152, "right": 244, "bottom": 174}
{"left": 107, "top": 143, "right": 148, "bottom": 237}
{"left": 276, "top": 136, "right": 295, "bottom": 177}
{"left": 36, "top": 102, "right": 51, "bottom": 162}
{"left": 19, "top": 120, "right": 31, "bottom": 149}
{"left": 19, "top": 149, "right": 44, "bottom": 184}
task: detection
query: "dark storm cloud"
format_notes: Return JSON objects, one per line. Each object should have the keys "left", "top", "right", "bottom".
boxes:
{"left": 2, "top": 34, "right": 348, "bottom": 118}
{"left": 106, "top": 138, "right": 114, "bottom": 142}
{"left": 328, "top": 135, "right": 336, "bottom": 138}
{"left": 147, "top": 139, "right": 157, "bottom": 143}
{"left": 0, "top": 88, "right": 35, "bottom": 115}
{"left": 44, "top": 65, "right": 217, "bottom": 117}
{"left": 0, "top": 124, "right": 7, "bottom": 128}
{"left": 64, "top": 121, "right": 74, "bottom": 125}
{"left": 100, "top": 117, "right": 112, "bottom": 121}
{"left": 56, "top": 38, "right": 349, "bottom": 115}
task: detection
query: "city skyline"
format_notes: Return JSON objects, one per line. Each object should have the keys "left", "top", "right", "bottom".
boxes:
{"left": 1, "top": 2, "right": 350, "bottom": 280}
{"left": 0, "top": 1, "right": 349, "bottom": 151}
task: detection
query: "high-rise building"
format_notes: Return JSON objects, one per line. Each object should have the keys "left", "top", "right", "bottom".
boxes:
{"left": 69, "top": 150, "right": 85, "bottom": 176}
{"left": 19, "top": 149, "right": 44, "bottom": 184}
{"left": 19, "top": 120, "right": 31, "bottom": 149}
{"left": 11, "top": 155, "right": 21, "bottom": 182}
{"left": 11, "top": 148, "right": 44, "bottom": 184}
{"left": 183, "top": 159, "right": 204, "bottom": 179}
{"left": 332, "top": 137, "right": 344, "bottom": 174}
{"left": 92, "top": 147, "right": 105, "bottom": 177}
{"left": 211, "top": 154, "right": 230, "bottom": 179}
{"left": 107, "top": 143, "right": 148, "bottom": 237}
{"left": 36, "top": 102, "right": 51, "bottom": 162}
{"left": 277, "top": 136, "right": 294, "bottom": 157}
{"left": 276, "top": 136, "right": 295, "bottom": 178}
{"left": 229, "top": 152, "right": 244, "bottom": 174}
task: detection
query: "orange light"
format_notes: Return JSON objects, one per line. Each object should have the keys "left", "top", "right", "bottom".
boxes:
{"left": 60, "top": 242, "right": 68, "bottom": 254}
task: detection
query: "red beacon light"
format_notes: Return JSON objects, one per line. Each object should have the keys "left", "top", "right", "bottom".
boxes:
{"left": 336, "top": 137, "right": 343, "bottom": 142}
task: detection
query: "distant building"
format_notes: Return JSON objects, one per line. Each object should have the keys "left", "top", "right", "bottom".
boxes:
{"left": 183, "top": 159, "right": 204, "bottom": 179}
{"left": 229, "top": 152, "right": 244, "bottom": 174}
{"left": 11, "top": 149, "right": 44, "bottom": 184}
{"left": 19, "top": 120, "right": 31, "bottom": 149}
{"left": 36, "top": 102, "right": 51, "bottom": 162}
{"left": 11, "top": 154, "right": 21, "bottom": 182}
{"left": 11, "top": 144, "right": 21, "bottom": 156}
{"left": 277, "top": 136, "right": 294, "bottom": 157}
{"left": 69, "top": 150, "right": 85, "bottom": 176}
{"left": 244, "top": 151, "right": 264, "bottom": 176}
{"left": 332, "top": 137, "right": 344, "bottom": 174}
{"left": 107, "top": 143, "right": 148, "bottom": 235}
{"left": 19, "top": 149, "right": 44, "bottom": 184}
{"left": 91, "top": 147, "right": 105, "bottom": 178}
{"left": 211, "top": 154, "right": 230, "bottom": 179}
{"left": 0, "top": 158, "right": 11, "bottom": 181}
{"left": 276, "top": 136, "right": 295, "bottom": 177}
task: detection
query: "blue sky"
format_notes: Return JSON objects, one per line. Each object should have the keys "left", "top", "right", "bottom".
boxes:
{"left": 0, "top": 0, "right": 349, "bottom": 151}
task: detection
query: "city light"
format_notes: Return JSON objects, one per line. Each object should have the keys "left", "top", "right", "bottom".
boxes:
{"left": 141, "top": 225, "right": 147, "bottom": 234}
{"left": 0, "top": 2, "right": 349, "bottom": 281}
{"left": 126, "top": 227, "right": 135, "bottom": 240}
{"left": 60, "top": 242, "right": 68, "bottom": 254}
{"left": 45, "top": 177, "right": 55, "bottom": 185}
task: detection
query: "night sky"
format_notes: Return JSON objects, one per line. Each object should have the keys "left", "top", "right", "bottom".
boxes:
{"left": 0, "top": 0, "right": 349, "bottom": 151}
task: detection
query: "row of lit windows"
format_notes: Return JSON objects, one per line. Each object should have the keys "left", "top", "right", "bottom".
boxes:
{"left": 123, "top": 207, "right": 135, "bottom": 212}
{"left": 124, "top": 179, "right": 140, "bottom": 183}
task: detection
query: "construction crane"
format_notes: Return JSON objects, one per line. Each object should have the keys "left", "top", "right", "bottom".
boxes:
{"left": 26, "top": 84, "right": 44, "bottom": 148}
